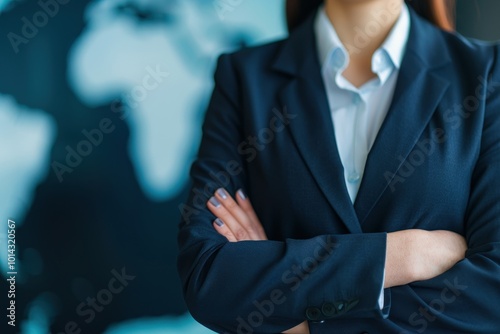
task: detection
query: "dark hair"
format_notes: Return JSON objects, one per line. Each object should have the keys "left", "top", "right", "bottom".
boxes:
{"left": 286, "top": 0, "right": 456, "bottom": 32}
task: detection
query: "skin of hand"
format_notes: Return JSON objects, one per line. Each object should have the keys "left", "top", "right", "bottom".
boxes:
{"left": 206, "top": 188, "right": 467, "bottom": 332}
{"left": 384, "top": 229, "right": 467, "bottom": 288}
{"left": 207, "top": 188, "right": 267, "bottom": 242}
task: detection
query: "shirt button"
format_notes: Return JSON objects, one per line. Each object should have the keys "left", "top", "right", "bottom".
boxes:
{"left": 353, "top": 94, "right": 362, "bottom": 104}
{"left": 347, "top": 172, "right": 361, "bottom": 184}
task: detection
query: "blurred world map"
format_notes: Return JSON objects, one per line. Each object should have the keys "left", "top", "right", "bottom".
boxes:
{"left": 2, "top": 0, "right": 498, "bottom": 333}
{"left": 0, "top": 0, "right": 286, "bottom": 333}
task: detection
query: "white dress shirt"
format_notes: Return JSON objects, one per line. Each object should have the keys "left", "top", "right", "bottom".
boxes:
{"left": 314, "top": 3, "right": 411, "bottom": 310}
{"left": 314, "top": 4, "right": 411, "bottom": 202}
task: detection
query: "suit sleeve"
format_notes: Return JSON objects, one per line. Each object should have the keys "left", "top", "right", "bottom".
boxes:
{"left": 177, "top": 54, "right": 389, "bottom": 333}
{"left": 388, "top": 45, "right": 500, "bottom": 333}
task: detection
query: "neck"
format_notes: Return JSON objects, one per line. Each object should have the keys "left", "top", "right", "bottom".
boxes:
{"left": 324, "top": 0, "right": 403, "bottom": 59}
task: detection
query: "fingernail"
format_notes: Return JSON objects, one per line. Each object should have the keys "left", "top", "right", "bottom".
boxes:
{"left": 237, "top": 189, "right": 247, "bottom": 200}
{"left": 214, "top": 218, "right": 224, "bottom": 227}
{"left": 216, "top": 188, "right": 228, "bottom": 200}
{"left": 209, "top": 196, "right": 221, "bottom": 208}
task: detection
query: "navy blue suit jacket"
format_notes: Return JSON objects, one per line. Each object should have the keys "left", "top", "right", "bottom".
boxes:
{"left": 178, "top": 8, "right": 500, "bottom": 334}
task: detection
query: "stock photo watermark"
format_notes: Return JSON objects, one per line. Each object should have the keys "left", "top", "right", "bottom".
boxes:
{"left": 226, "top": 236, "right": 338, "bottom": 334}
{"left": 7, "top": 0, "right": 72, "bottom": 54}
{"left": 385, "top": 75, "right": 500, "bottom": 192}
{"left": 237, "top": 107, "right": 298, "bottom": 163}
{"left": 51, "top": 65, "right": 170, "bottom": 182}
{"left": 179, "top": 105, "right": 297, "bottom": 224}
{"left": 400, "top": 277, "right": 468, "bottom": 333}
{"left": 384, "top": 128, "right": 446, "bottom": 192}
{"left": 53, "top": 267, "right": 135, "bottom": 334}
{"left": 6, "top": 219, "right": 17, "bottom": 328}
{"left": 213, "top": 0, "right": 245, "bottom": 21}
{"left": 344, "top": 0, "right": 401, "bottom": 56}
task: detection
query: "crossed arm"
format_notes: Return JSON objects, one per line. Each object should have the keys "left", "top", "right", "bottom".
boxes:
{"left": 178, "top": 52, "right": 500, "bottom": 333}
{"left": 205, "top": 188, "right": 467, "bottom": 333}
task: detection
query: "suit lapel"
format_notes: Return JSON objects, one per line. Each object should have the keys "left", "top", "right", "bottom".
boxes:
{"left": 278, "top": 78, "right": 363, "bottom": 233}
{"left": 354, "top": 9, "right": 452, "bottom": 224}
{"left": 271, "top": 7, "right": 453, "bottom": 231}
{"left": 273, "top": 13, "right": 362, "bottom": 234}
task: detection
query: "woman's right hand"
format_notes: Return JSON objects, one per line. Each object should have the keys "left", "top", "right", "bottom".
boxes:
{"left": 384, "top": 229, "right": 467, "bottom": 288}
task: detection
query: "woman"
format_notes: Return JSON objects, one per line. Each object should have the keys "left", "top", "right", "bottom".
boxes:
{"left": 178, "top": 0, "right": 500, "bottom": 333}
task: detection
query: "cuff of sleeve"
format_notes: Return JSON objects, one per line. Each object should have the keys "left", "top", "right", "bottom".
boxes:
{"left": 381, "top": 288, "right": 391, "bottom": 318}
{"left": 303, "top": 233, "right": 389, "bottom": 320}
{"left": 378, "top": 270, "right": 385, "bottom": 309}
{"left": 377, "top": 270, "right": 391, "bottom": 318}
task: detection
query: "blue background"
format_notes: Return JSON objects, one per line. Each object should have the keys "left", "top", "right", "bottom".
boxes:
{"left": 0, "top": 0, "right": 498, "bottom": 333}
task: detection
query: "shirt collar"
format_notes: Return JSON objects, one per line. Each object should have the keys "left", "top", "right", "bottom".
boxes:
{"left": 314, "top": 3, "right": 410, "bottom": 75}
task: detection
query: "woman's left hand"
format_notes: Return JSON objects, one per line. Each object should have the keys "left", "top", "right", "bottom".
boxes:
{"left": 206, "top": 188, "right": 309, "bottom": 334}
{"left": 207, "top": 188, "right": 267, "bottom": 242}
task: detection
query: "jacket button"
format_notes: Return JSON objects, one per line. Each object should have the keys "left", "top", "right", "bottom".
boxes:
{"left": 321, "top": 302, "right": 336, "bottom": 317}
{"left": 305, "top": 307, "right": 322, "bottom": 321}
{"left": 334, "top": 301, "right": 346, "bottom": 314}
